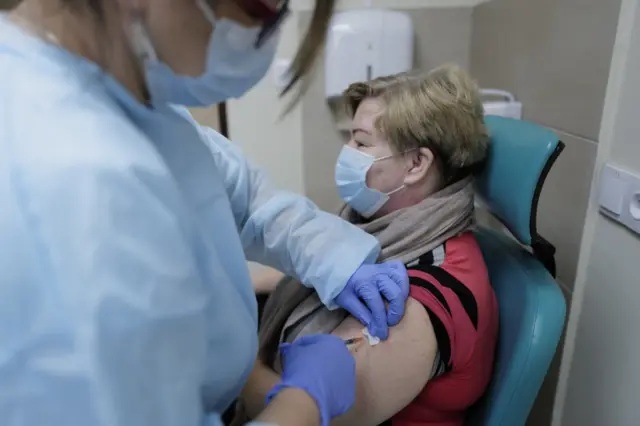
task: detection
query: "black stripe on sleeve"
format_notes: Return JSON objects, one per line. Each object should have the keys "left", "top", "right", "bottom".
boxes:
{"left": 419, "top": 250, "right": 435, "bottom": 265}
{"left": 409, "top": 274, "right": 452, "bottom": 316}
{"left": 407, "top": 269, "right": 454, "bottom": 371}
{"left": 421, "top": 266, "right": 479, "bottom": 330}
{"left": 426, "top": 308, "right": 452, "bottom": 371}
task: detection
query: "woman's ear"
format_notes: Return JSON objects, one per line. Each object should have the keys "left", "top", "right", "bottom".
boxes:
{"left": 403, "top": 147, "right": 435, "bottom": 186}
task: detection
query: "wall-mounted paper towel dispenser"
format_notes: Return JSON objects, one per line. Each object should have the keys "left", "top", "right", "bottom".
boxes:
{"left": 324, "top": 9, "right": 414, "bottom": 99}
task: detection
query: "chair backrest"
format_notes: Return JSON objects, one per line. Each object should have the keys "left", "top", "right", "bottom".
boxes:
{"left": 474, "top": 116, "right": 564, "bottom": 277}
{"left": 466, "top": 116, "right": 567, "bottom": 426}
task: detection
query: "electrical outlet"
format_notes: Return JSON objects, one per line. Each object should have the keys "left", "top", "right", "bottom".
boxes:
{"left": 599, "top": 163, "right": 640, "bottom": 236}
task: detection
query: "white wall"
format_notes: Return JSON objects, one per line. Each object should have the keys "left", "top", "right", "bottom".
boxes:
{"left": 552, "top": 0, "right": 640, "bottom": 423}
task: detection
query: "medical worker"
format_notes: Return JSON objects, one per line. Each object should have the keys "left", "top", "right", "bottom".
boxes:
{"left": 0, "top": 0, "right": 410, "bottom": 425}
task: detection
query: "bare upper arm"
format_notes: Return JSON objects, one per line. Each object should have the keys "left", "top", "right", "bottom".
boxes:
{"left": 330, "top": 298, "right": 438, "bottom": 426}
{"left": 241, "top": 298, "right": 437, "bottom": 424}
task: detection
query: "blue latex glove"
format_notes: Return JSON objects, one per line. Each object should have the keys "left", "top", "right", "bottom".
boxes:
{"left": 266, "top": 335, "right": 356, "bottom": 426}
{"left": 335, "top": 260, "right": 410, "bottom": 340}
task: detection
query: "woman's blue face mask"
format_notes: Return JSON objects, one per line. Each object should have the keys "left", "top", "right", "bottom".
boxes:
{"left": 335, "top": 145, "right": 414, "bottom": 218}
{"left": 130, "top": 0, "right": 280, "bottom": 107}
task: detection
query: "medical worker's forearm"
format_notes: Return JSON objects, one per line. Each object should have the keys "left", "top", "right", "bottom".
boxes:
{"left": 254, "top": 388, "right": 321, "bottom": 426}
{"left": 251, "top": 267, "right": 284, "bottom": 294}
{"left": 200, "top": 124, "right": 380, "bottom": 307}
{"left": 242, "top": 361, "right": 280, "bottom": 417}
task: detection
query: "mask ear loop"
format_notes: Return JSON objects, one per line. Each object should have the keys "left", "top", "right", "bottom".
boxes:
{"left": 374, "top": 147, "right": 419, "bottom": 163}
{"left": 379, "top": 148, "right": 420, "bottom": 196}
{"left": 196, "top": 0, "right": 218, "bottom": 25}
{"left": 126, "top": 9, "right": 158, "bottom": 64}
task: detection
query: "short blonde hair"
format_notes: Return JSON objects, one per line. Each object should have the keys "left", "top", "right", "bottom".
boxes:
{"left": 343, "top": 64, "right": 489, "bottom": 182}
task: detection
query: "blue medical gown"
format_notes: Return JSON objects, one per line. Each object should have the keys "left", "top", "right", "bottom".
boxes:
{"left": 0, "top": 18, "right": 379, "bottom": 426}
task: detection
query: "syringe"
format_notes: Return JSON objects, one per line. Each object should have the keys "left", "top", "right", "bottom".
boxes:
{"left": 343, "top": 337, "right": 365, "bottom": 347}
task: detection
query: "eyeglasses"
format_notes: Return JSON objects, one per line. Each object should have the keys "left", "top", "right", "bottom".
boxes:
{"left": 235, "top": 0, "right": 290, "bottom": 48}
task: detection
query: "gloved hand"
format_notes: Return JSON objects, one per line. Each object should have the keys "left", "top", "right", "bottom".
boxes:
{"left": 265, "top": 334, "right": 356, "bottom": 426}
{"left": 335, "top": 260, "right": 410, "bottom": 340}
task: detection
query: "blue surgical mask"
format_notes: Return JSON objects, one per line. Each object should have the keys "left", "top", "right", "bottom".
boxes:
{"left": 335, "top": 145, "right": 407, "bottom": 218}
{"left": 129, "top": 0, "right": 279, "bottom": 107}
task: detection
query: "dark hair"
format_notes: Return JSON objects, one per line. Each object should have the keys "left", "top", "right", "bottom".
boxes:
{"left": 62, "top": 0, "right": 103, "bottom": 19}
{"left": 281, "top": 0, "right": 336, "bottom": 98}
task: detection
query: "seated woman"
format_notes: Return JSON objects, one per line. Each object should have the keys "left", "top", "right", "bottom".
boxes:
{"left": 236, "top": 64, "right": 498, "bottom": 426}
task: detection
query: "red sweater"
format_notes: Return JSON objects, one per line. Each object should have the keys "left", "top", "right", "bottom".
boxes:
{"left": 389, "top": 232, "right": 499, "bottom": 426}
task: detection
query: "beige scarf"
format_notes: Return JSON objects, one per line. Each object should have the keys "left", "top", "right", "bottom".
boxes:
{"left": 231, "top": 177, "right": 475, "bottom": 425}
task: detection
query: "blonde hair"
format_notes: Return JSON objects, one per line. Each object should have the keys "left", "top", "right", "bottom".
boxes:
{"left": 343, "top": 64, "right": 489, "bottom": 182}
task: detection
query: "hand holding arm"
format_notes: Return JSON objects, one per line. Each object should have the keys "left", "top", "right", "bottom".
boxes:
{"left": 336, "top": 260, "right": 410, "bottom": 339}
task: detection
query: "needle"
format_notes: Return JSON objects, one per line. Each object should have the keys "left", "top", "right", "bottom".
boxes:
{"left": 343, "top": 337, "right": 364, "bottom": 347}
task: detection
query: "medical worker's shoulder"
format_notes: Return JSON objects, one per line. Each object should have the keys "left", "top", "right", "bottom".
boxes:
{"left": 2, "top": 62, "right": 164, "bottom": 180}
{"left": 0, "top": 28, "right": 155, "bottom": 164}
{"left": 170, "top": 105, "right": 238, "bottom": 157}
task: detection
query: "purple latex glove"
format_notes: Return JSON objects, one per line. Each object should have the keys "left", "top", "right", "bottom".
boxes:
{"left": 266, "top": 334, "right": 356, "bottom": 426}
{"left": 335, "top": 260, "right": 410, "bottom": 340}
